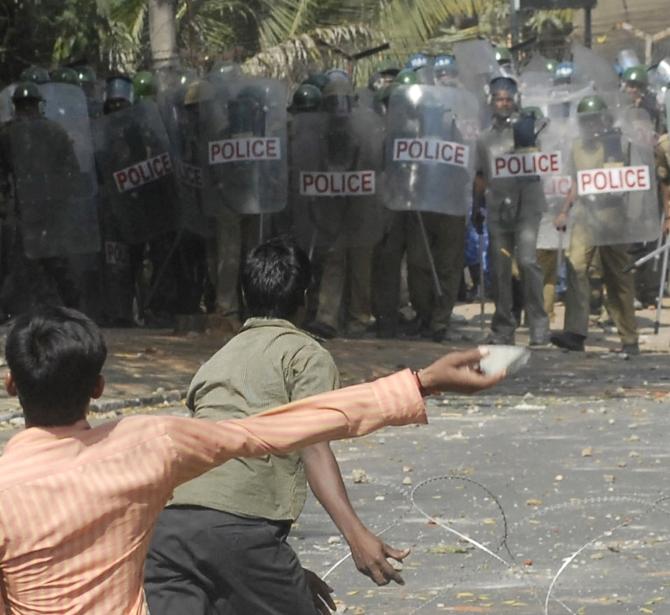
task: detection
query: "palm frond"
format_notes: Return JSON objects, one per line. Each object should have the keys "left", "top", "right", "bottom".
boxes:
{"left": 243, "top": 23, "right": 377, "bottom": 83}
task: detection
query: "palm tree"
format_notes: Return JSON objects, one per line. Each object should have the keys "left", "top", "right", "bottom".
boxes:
{"left": 38, "top": 0, "right": 572, "bottom": 82}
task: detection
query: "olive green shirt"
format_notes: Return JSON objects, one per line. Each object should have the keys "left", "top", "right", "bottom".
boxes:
{"left": 169, "top": 317, "right": 340, "bottom": 521}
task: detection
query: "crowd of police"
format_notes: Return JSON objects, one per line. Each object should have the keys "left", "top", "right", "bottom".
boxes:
{"left": 0, "top": 43, "right": 668, "bottom": 350}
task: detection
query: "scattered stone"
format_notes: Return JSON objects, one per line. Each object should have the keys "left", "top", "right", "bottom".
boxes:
{"left": 351, "top": 469, "right": 369, "bottom": 484}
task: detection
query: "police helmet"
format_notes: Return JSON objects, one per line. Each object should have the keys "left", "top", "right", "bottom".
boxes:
{"left": 554, "top": 61, "right": 575, "bottom": 83}
{"left": 50, "top": 67, "right": 80, "bottom": 86}
{"left": 133, "top": 71, "right": 157, "bottom": 100}
{"left": 105, "top": 75, "right": 134, "bottom": 104}
{"left": 11, "top": 82, "right": 43, "bottom": 103}
{"left": 622, "top": 65, "right": 649, "bottom": 88}
{"left": 494, "top": 47, "right": 513, "bottom": 65}
{"left": 489, "top": 76, "right": 518, "bottom": 96}
{"left": 74, "top": 66, "right": 96, "bottom": 87}
{"left": 433, "top": 55, "right": 458, "bottom": 78}
{"left": 19, "top": 66, "right": 50, "bottom": 84}
{"left": 394, "top": 68, "right": 419, "bottom": 86}
{"left": 291, "top": 83, "right": 322, "bottom": 112}
{"left": 406, "top": 53, "right": 429, "bottom": 70}
{"left": 577, "top": 95, "right": 608, "bottom": 114}
{"left": 325, "top": 68, "right": 350, "bottom": 83}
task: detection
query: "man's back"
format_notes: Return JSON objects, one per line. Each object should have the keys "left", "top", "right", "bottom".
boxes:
{"left": 0, "top": 416, "right": 178, "bottom": 615}
{"left": 172, "top": 317, "right": 339, "bottom": 520}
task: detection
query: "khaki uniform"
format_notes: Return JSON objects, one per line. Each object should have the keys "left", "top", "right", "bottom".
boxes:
{"left": 563, "top": 138, "right": 638, "bottom": 345}
{"left": 536, "top": 248, "right": 558, "bottom": 319}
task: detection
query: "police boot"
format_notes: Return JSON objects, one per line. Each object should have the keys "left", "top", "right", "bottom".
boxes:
{"left": 550, "top": 331, "right": 586, "bottom": 352}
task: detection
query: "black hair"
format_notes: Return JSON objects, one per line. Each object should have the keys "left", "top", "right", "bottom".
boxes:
{"left": 5, "top": 306, "right": 107, "bottom": 426}
{"left": 241, "top": 237, "right": 311, "bottom": 320}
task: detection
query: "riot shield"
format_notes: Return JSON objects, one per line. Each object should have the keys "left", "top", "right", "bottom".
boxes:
{"left": 8, "top": 118, "right": 101, "bottom": 258}
{"left": 93, "top": 99, "right": 178, "bottom": 244}
{"left": 571, "top": 108, "right": 659, "bottom": 246}
{"left": 453, "top": 39, "right": 502, "bottom": 97}
{"left": 290, "top": 106, "right": 385, "bottom": 250}
{"left": 519, "top": 67, "right": 594, "bottom": 122}
{"left": 571, "top": 42, "right": 620, "bottom": 93}
{"left": 209, "top": 77, "right": 288, "bottom": 215}
{"left": 537, "top": 118, "right": 574, "bottom": 250}
{"left": 168, "top": 82, "right": 230, "bottom": 235}
{"left": 384, "top": 84, "right": 478, "bottom": 216}
{"left": 40, "top": 83, "right": 98, "bottom": 198}
{"left": 0, "top": 85, "right": 13, "bottom": 123}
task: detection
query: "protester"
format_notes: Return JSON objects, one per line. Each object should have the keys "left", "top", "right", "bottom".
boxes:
{"left": 145, "top": 238, "right": 411, "bottom": 614}
{"left": 0, "top": 305, "right": 504, "bottom": 614}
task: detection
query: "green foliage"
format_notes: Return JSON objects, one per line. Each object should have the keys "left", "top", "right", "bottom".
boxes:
{"left": 0, "top": 0, "right": 574, "bottom": 84}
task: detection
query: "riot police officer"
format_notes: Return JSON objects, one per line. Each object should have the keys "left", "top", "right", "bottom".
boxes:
{"left": 474, "top": 76, "right": 549, "bottom": 345}
{"left": 621, "top": 66, "right": 661, "bottom": 130}
{"left": 0, "top": 83, "right": 84, "bottom": 315}
{"left": 300, "top": 77, "right": 380, "bottom": 337}
{"left": 551, "top": 95, "right": 645, "bottom": 354}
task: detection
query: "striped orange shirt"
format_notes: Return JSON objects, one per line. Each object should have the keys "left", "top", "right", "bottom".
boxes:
{"left": 0, "top": 369, "right": 424, "bottom": 614}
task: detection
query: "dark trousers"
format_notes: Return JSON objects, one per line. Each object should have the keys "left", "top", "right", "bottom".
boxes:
{"left": 144, "top": 506, "right": 319, "bottom": 615}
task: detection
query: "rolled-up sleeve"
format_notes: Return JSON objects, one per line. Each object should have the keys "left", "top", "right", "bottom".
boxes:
{"left": 166, "top": 369, "right": 425, "bottom": 485}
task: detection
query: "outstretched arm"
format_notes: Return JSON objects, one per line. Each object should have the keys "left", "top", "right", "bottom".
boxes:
{"left": 167, "top": 348, "right": 505, "bottom": 486}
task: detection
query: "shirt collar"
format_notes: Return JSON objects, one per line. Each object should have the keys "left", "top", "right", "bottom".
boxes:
{"left": 240, "top": 317, "right": 299, "bottom": 332}
{"left": 4, "top": 418, "right": 92, "bottom": 453}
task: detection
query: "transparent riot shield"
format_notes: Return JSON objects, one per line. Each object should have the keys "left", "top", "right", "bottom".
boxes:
{"left": 290, "top": 106, "right": 385, "bottom": 251}
{"left": 453, "top": 39, "right": 502, "bottom": 97}
{"left": 453, "top": 39, "right": 502, "bottom": 124}
{"left": 537, "top": 118, "right": 574, "bottom": 250}
{"left": 93, "top": 99, "right": 178, "bottom": 244}
{"left": 40, "top": 83, "right": 98, "bottom": 199}
{"left": 571, "top": 42, "right": 620, "bottom": 93}
{"left": 355, "top": 87, "right": 375, "bottom": 113}
{"left": 209, "top": 77, "right": 288, "bottom": 215}
{"left": 9, "top": 118, "right": 100, "bottom": 258}
{"left": 384, "top": 84, "right": 477, "bottom": 215}
{"left": 169, "top": 82, "right": 230, "bottom": 235}
{"left": 0, "top": 85, "right": 13, "bottom": 124}
{"left": 520, "top": 68, "right": 594, "bottom": 122}
{"left": 571, "top": 108, "right": 659, "bottom": 246}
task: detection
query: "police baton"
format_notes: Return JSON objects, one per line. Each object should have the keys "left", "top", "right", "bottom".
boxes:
{"left": 556, "top": 228, "right": 565, "bottom": 281}
{"left": 622, "top": 240, "right": 670, "bottom": 273}
{"left": 415, "top": 211, "right": 443, "bottom": 300}
{"left": 477, "top": 226, "right": 486, "bottom": 331}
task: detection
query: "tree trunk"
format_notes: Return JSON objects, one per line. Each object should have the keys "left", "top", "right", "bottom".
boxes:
{"left": 148, "top": 0, "right": 179, "bottom": 69}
